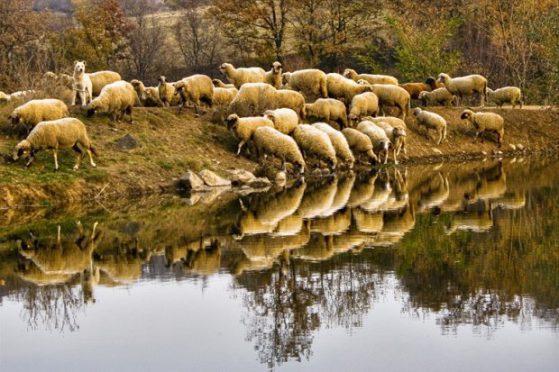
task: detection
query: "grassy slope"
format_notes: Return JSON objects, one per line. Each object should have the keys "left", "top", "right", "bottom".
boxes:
{"left": 1, "top": 104, "right": 558, "bottom": 208}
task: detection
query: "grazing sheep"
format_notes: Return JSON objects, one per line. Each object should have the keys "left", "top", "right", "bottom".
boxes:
{"left": 212, "top": 79, "right": 235, "bottom": 89}
{"left": 227, "top": 83, "right": 277, "bottom": 117}
{"left": 365, "top": 116, "right": 408, "bottom": 155}
{"left": 486, "top": 86, "right": 523, "bottom": 109}
{"left": 130, "top": 79, "right": 163, "bottom": 107}
{"left": 226, "top": 114, "right": 274, "bottom": 155}
{"left": 264, "top": 61, "right": 283, "bottom": 89}
{"left": 343, "top": 68, "right": 398, "bottom": 85}
{"left": 158, "top": 76, "right": 181, "bottom": 106}
{"left": 327, "top": 73, "right": 373, "bottom": 105}
{"left": 10, "top": 99, "right": 69, "bottom": 131}
{"left": 252, "top": 126, "right": 305, "bottom": 174}
{"left": 264, "top": 108, "right": 299, "bottom": 135}
{"left": 72, "top": 61, "right": 93, "bottom": 107}
{"left": 460, "top": 109, "right": 504, "bottom": 146}
{"left": 86, "top": 80, "right": 139, "bottom": 122}
{"left": 348, "top": 92, "right": 379, "bottom": 124}
{"left": 219, "top": 62, "right": 266, "bottom": 88}
{"left": 0, "top": 91, "right": 10, "bottom": 103}
{"left": 12, "top": 118, "right": 97, "bottom": 171}
{"left": 282, "top": 69, "right": 328, "bottom": 100}
{"left": 372, "top": 121, "right": 406, "bottom": 164}
{"left": 437, "top": 73, "right": 487, "bottom": 106}
{"left": 293, "top": 124, "right": 337, "bottom": 170}
{"left": 359, "top": 82, "right": 411, "bottom": 120}
{"left": 312, "top": 123, "right": 355, "bottom": 168}
{"left": 89, "top": 71, "right": 122, "bottom": 97}
{"left": 399, "top": 82, "right": 431, "bottom": 100}
{"left": 304, "top": 98, "right": 348, "bottom": 129}
{"left": 412, "top": 108, "right": 447, "bottom": 145}
{"left": 275, "top": 89, "right": 306, "bottom": 119}
{"left": 418, "top": 88, "right": 457, "bottom": 107}
{"left": 174, "top": 74, "right": 214, "bottom": 114}
{"left": 356, "top": 121, "right": 391, "bottom": 164}
{"left": 342, "top": 128, "right": 378, "bottom": 164}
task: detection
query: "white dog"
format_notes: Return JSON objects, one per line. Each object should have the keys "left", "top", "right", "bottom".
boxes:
{"left": 72, "top": 61, "right": 93, "bottom": 107}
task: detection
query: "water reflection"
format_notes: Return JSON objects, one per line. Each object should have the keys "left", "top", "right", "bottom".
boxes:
{"left": 1, "top": 158, "right": 559, "bottom": 367}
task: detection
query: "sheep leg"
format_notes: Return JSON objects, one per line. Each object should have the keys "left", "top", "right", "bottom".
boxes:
{"left": 72, "top": 144, "right": 83, "bottom": 170}
{"left": 71, "top": 92, "right": 76, "bottom": 106}
{"left": 236, "top": 141, "right": 245, "bottom": 156}
{"left": 53, "top": 149, "right": 59, "bottom": 171}
{"left": 25, "top": 156, "right": 35, "bottom": 167}
{"left": 393, "top": 147, "right": 398, "bottom": 165}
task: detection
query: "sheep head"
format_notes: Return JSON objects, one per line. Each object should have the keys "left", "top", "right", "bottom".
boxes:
{"left": 343, "top": 69, "right": 356, "bottom": 79}
{"left": 212, "top": 79, "right": 223, "bottom": 87}
{"left": 460, "top": 109, "right": 474, "bottom": 120}
{"left": 13, "top": 140, "right": 32, "bottom": 161}
{"left": 9, "top": 113, "right": 20, "bottom": 125}
{"left": 412, "top": 108, "right": 422, "bottom": 117}
{"left": 281, "top": 72, "right": 291, "bottom": 85}
{"left": 437, "top": 73, "right": 450, "bottom": 85}
{"left": 226, "top": 114, "right": 239, "bottom": 130}
{"left": 219, "top": 63, "right": 232, "bottom": 75}
{"left": 272, "top": 61, "right": 282, "bottom": 74}
{"left": 159, "top": 76, "right": 167, "bottom": 84}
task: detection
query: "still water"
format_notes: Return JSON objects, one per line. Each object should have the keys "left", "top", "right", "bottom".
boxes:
{"left": 1, "top": 158, "right": 558, "bottom": 371}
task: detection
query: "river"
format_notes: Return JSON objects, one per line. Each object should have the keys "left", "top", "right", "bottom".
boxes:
{"left": 1, "top": 158, "right": 558, "bottom": 371}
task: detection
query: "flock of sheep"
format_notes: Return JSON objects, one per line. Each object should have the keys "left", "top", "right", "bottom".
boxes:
{"left": 2, "top": 60, "right": 523, "bottom": 173}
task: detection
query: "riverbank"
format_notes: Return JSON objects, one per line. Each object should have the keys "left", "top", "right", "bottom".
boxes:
{"left": 1, "top": 105, "right": 558, "bottom": 208}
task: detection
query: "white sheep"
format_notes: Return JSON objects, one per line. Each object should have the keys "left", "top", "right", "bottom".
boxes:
{"left": 275, "top": 89, "right": 306, "bottom": 119}
{"left": 227, "top": 83, "right": 278, "bottom": 117}
{"left": 418, "top": 88, "right": 457, "bottom": 107}
{"left": 412, "top": 108, "right": 447, "bottom": 145}
{"left": 219, "top": 62, "right": 266, "bottom": 88}
{"left": 348, "top": 92, "right": 379, "bottom": 124}
{"left": 460, "top": 109, "right": 504, "bottom": 146}
{"left": 252, "top": 126, "right": 305, "bottom": 174}
{"left": 72, "top": 61, "right": 93, "bottom": 107}
{"left": 342, "top": 128, "right": 378, "bottom": 164}
{"left": 327, "top": 73, "right": 373, "bottom": 105}
{"left": 43, "top": 71, "right": 73, "bottom": 89}
{"left": 174, "top": 74, "right": 214, "bottom": 114}
{"left": 12, "top": 118, "right": 97, "bottom": 171}
{"left": 304, "top": 98, "right": 348, "bottom": 129}
{"left": 293, "top": 124, "right": 337, "bottom": 170}
{"left": 10, "top": 99, "right": 69, "bottom": 131}
{"left": 312, "top": 123, "right": 355, "bottom": 168}
{"left": 264, "top": 61, "right": 283, "bottom": 89}
{"left": 226, "top": 114, "right": 274, "bottom": 155}
{"left": 264, "top": 108, "right": 299, "bottom": 135}
{"left": 213, "top": 86, "right": 238, "bottom": 108}
{"left": 356, "top": 121, "right": 391, "bottom": 164}
{"left": 437, "top": 73, "right": 487, "bottom": 106}
{"left": 282, "top": 69, "right": 328, "bottom": 100}
{"left": 365, "top": 116, "right": 408, "bottom": 155}
{"left": 343, "top": 68, "right": 398, "bottom": 85}
{"left": 130, "top": 79, "right": 163, "bottom": 107}
{"left": 89, "top": 71, "right": 122, "bottom": 97}
{"left": 358, "top": 81, "right": 411, "bottom": 120}
{"left": 86, "top": 80, "right": 139, "bottom": 122}
{"left": 158, "top": 76, "right": 181, "bottom": 107}
{"left": 486, "top": 86, "right": 523, "bottom": 109}
{"left": 371, "top": 121, "right": 406, "bottom": 164}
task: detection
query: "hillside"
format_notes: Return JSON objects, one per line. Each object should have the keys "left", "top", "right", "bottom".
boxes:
{"left": 1, "top": 105, "right": 559, "bottom": 209}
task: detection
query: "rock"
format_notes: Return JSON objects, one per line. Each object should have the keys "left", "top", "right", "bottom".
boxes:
{"left": 275, "top": 171, "right": 287, "bottom": 185}
{"left": 432, "top": 148, "right": 443, "bottom": 155}
{"left": 492, "top": 149, "right": 503, "bottom": 155}
{"left": 249, "top": 177, "right": 272, "bottom": 188}
{"left": 321, "top": 168, "right": 331, "bottom": 177}
{"left": 481, "top": 151, "right": 488, "bottom": 156}
{"left": 227, "top": 169, "right": 257, "bottom": 186}
{"left": 509, "top": 144, "right": 517, "bottom": 151}
{"left": 114, "top": 133, "right": 140, "bottom": 150}
{"left": 517, "top": 144, "right": 525, "bottom": 151}
{"left": 178, "top": 170, "right": 206, "bottom": 191}
{"left": 198, "top": 169, "right": 231, "bottom": 187}
{"left": 311, "top": 168, "right": 322, "bottom": 177}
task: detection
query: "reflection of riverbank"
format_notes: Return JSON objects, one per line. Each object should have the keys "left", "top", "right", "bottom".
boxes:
{"left": 0, "top": 158, "right": 558, "bottom": 339}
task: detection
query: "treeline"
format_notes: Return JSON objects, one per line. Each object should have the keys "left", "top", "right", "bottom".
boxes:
{"left": 2, "top": 0, "right": 558, "bottom": 103}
